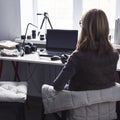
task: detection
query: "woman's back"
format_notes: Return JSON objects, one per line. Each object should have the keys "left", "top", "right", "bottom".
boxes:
{"left": 68, "top": 50, "right": 119, "bottom": 91}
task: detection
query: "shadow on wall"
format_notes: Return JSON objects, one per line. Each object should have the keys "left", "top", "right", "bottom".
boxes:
{"left": 0, "top": 0, "right": 21, "bottom": 40}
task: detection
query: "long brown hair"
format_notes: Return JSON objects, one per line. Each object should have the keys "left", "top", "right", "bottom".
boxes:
{"left": 77, "top": 9, "right": 114, "bottom": 54}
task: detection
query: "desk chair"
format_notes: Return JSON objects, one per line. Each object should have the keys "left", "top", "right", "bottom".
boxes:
{"left": 0, "top": 81, "right": 27, "bottom": 120}
{"left": 42, "top": 84, "right": 120, "bottom": 120}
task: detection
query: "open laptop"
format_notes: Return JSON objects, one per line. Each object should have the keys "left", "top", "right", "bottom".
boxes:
{"left": 39, "top": 29, "right": 78, "bottom": 57}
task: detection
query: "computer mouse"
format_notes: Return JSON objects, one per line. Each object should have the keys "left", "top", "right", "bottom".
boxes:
{"left": 51, "top": 55, "right": 61, "bottom": 61}
{"left": 40, "top": 48, "right": 44, "bottom": 52}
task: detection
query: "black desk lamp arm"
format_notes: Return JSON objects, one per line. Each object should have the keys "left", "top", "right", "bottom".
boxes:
{"left": 22, "top": 23, "right": 38, "bottom": 47}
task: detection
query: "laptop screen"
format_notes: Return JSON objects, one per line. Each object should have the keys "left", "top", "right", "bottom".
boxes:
{"left": 46, "top": 29, "right": 78, "bottom": 52}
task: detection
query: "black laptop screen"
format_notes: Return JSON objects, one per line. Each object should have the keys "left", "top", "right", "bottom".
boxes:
{"left": 46, "top": 29, "right": 78, "bottom": 51}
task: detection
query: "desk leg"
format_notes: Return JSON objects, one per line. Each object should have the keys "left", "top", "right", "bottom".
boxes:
{"left": 117, "top": 71, "right": 120, "bottom": 83}
{"left": 116, "top": 71, "right": 120, "bottom": 119}
{"left": 0, "top": 60, "right": 3, "bottom": 78}
{"left": 12, "top": 61, "right": 20, "bottom": 81}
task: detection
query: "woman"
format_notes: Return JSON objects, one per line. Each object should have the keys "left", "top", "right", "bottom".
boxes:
{"left": 53, "top": 9, "right": 119, "bottom": 91}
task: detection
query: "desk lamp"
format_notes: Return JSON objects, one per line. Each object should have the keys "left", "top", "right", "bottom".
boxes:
{"left": 19, "top": 23, "right": 38, "bottom": 56}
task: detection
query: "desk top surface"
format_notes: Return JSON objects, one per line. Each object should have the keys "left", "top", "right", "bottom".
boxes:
{"left": 0, "top": 44, "right": 120, "bottom": 70}
{"left": 0, "top": 51, "right": 64, "bottom": 66}
{"left": 0, "top": 51, "right": 120, "bottom": 70}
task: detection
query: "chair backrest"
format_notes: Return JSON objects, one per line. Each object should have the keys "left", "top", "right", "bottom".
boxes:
{"left": 41, "top": 83, "right": 120, "bottom": 114}
{"left": 67, "top": 102, "right": 117, "bottom": 120}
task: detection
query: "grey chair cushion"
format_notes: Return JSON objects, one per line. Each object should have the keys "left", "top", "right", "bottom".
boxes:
{"left": 0, "top": 81, "right": 27, "bottom": 103}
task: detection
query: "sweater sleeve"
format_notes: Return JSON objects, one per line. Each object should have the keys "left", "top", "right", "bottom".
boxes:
{"left": 53, "top": 60, "right": 76, "bottom": 91}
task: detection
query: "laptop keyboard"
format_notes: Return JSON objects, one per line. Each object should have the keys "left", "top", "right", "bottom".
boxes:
{"left": 39, "top": 49, "right": 72, "bottom": 57}
{"left": 46, "top": 50, "right": 64, "bottom": 56}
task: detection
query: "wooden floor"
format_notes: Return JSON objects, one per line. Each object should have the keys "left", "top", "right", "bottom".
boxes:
{"left": 25, "top": 96, "right": 43, "bottom": 120}
{"left": 0, "top": 96, "right": 58, "bottom": 120}
{"left": 25, "top": 96, "right": 57, "bottom": 120}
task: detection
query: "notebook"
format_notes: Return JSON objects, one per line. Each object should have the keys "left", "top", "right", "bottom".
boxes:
{"left": 39, "top": 29, "right": 78, "bottom": 57}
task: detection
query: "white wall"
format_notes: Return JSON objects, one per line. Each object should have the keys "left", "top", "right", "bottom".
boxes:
{"left": 0, "top": 0, "right": 21, "bottom": 40}
{"left": 20, "top": 0, "right": 33, "bottom": 35}
{"left": 73, "top": 0, "right": 83, "bottom": 30}
{"left": 116, "top": 0, "right": 120, "bottom": 18}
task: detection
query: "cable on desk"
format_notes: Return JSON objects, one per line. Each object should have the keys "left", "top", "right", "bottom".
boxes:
{"left": 26, "top": 63, "right": 38, "bottom": 81}
{"left": 12, "top": 61, "right": 20, "bottom": 81}
{"left": 26, "top": 63, "right": 42, "bottom": 92}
